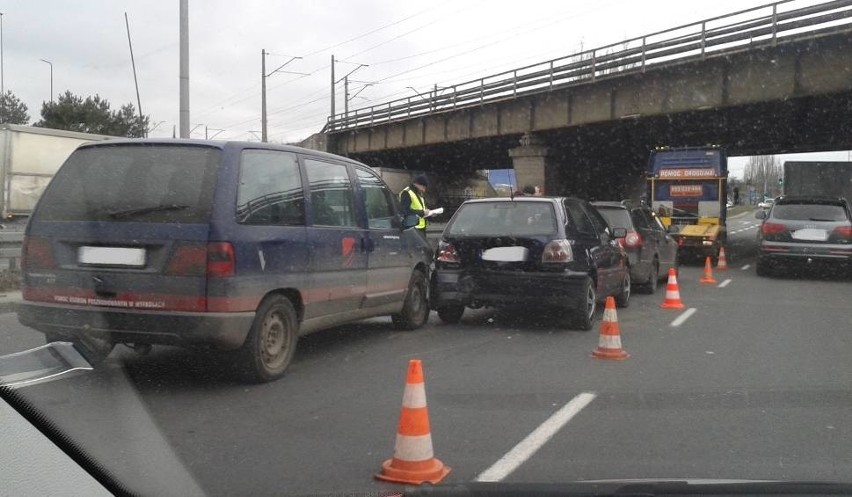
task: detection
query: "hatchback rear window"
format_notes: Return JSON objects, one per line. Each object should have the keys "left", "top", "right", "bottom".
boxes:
{"left": 447, "top": 201, "right": 557, "bottom": 236}
{"left": 596, "top": 208, "right": 632, "bottom": 230}
{"left": 33, "top": 144, "right": 220, "bottom": 223}
{"left": 772, "top": 203, "right": 848, "bottom": 222}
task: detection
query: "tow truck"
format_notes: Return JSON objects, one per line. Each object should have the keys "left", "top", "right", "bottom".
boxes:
{"left": 647, "top": 146, "right": 728, "bottom": 263}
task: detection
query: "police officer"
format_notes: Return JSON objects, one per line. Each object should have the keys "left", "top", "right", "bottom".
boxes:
{"left": 400, "top": 175, "right": 431, "bottom": 235}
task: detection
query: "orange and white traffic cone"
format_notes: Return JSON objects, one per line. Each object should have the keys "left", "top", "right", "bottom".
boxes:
{"left": 717, "top": 246, "right": 729, "bottom": 271}
{"left": 592, "top": 296, "right": 629, "bottom": 360}
{"left": 700, "top": 256, "right": 717, "bottom": 284}
{"left": 660, "top": 267, "right": 685, "bottom": 309}
{"left": 376, "top": 359, "right": 451, "bottom": 485}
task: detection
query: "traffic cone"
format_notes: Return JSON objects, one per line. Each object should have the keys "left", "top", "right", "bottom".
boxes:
{"left": 376, "top": 359, "right": 450, "bottom": 485}
{"left": 660, "top": 267, "right": 685, "bottom": 309}
{"left": 592, "top": 296, "right": 629, "bottom": 360}
{"left": 700, "top": 256, "right": 717, "bottom": 284}
{"left": 717, "top": 246, "right": 729, "bottom": 271}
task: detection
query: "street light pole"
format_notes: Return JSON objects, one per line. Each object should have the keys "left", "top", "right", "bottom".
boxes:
{"left": 1, "top": 12, "right": 5, "bottom": 123}
{"left": 39, "top": 59, "right": 53, "bottom": 103}
{"left": 260, "top": 50, "right": 304, "bottom": 143}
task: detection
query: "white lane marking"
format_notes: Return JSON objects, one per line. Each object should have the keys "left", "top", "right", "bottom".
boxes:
{"left": 670, "top": 308, "right": 697, "bottom": 327}
{"left": 741, "top": 264, "right": 751, "bottom": 270}
{"left": 475, "top": 392, "right": 596, "bottom": 482}
{"left": 718, "top": 279, "right": 732, "bottom": 288}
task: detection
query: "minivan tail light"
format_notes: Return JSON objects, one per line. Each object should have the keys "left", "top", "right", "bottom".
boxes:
{"left": 207, "top": 242, "right": 235, "bottom": 277}
{"left": 542, "top": 239, "right": 573, "bottom": 263}
{"left": 22, "top": 236, "right": 56, "bottom": 270}
{"left": 761, "top": 222, "right": 787, "bottom": 235}
{"left": 436, "top": 241, "right": 460, "bottom": 264}
{"left": 166, "top": 242, "right": 235, "bottom": 277}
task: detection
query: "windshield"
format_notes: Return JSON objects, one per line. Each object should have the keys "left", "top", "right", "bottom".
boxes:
{"left": 3, "top": 1, "right": 852, "bottom": 497}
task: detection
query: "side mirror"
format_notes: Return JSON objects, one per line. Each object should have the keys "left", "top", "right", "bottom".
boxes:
{"left": 611, "top": 227, "right": 627, "bottom": 238}
{"left": 755, "top": 210, "right": 767, "bottom": 220}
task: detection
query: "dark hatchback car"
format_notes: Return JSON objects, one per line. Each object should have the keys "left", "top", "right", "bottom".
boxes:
{"left": 431, "top": 197, "right": 630, "bottom": 330}
{"left": 17, "top": 140, "right": 433, "bottom": 382}
{"left": 591, "top": 201, "right": 679, "bottom": 293}
{"left": 755, "top": 196, "right": 852, "bottom": 276}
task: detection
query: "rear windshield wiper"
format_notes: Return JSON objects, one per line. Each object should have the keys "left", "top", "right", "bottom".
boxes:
{"left": 808, "top": 217, "right": 838, "bottom": 222}
{"left": 108, "top": 204, "right": 189, "bottom": 219}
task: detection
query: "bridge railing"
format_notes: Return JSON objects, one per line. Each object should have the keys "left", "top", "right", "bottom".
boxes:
{"left": 325, "top": 0, "right": 852, "bottom": 132}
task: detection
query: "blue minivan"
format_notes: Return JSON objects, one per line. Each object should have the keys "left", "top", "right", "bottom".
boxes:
{"left": 18, "top": 140, "right": 433, "bottom": 382}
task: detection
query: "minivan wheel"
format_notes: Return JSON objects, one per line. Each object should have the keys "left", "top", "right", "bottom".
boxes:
{"left": 572, "top": 277, "right": 597, "bottom": 331}
{"left": 392, "top": 271, "right": 429, "bottom": 330}
{"left": 238, "top": 296, "right": 298, "bottom": 383}
{"left": 436, "top": 303, "right": 465, "bottom": 324}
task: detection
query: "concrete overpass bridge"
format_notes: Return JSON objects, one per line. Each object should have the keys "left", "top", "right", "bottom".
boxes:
{"left": 304, "top": 1, "right": 852, "bottom": 200}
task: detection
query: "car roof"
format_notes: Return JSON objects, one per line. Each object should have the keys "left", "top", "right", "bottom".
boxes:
{"left": 775, "top": 195, "right": 848, "bottom": 206}
{"left": 75, "top": 138, "right": 370, "bottom": 167}
{"left": 461, "top": 196, "right": 567, "bottom": 204}
{"left": 590, "top": 201, "right": 629, "bottom": 209}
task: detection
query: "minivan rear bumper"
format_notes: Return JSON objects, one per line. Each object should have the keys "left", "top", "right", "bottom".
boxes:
{"left": 18, "top": 302, "right": 254, "bottom": 350}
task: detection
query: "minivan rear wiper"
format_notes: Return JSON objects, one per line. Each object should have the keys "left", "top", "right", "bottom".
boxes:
{"left": 108, "top": 204, "right": 189, "bottom": 219}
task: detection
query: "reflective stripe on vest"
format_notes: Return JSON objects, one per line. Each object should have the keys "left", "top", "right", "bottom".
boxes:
{"left": 400, "top": 187, "right": 427, "bottom": 229}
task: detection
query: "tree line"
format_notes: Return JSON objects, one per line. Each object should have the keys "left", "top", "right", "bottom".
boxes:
{"left": 0, "top": 89, "right": 149, "bottom": 137}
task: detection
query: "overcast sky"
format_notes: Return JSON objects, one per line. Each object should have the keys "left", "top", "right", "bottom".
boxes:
{"left": 2, "top": 0, "right": 849, "bottom": 177}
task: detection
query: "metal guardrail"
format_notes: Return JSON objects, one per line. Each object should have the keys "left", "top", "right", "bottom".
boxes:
{"left": 325, "top": 0, "right": 852, "bottom": 132}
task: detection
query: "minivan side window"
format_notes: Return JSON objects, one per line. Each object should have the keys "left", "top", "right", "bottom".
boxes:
{"left": 237, "top": 150, "right": 304, "bottom": 225}
{"left": 304, "top": 158, "right": 357, "bottom": 227}
{"left": 355, "top": 168, "right": 397, "bottom": 229}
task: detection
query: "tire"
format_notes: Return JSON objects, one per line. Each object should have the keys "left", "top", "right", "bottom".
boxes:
{"left": 392, "top": 271, "right": 429, "bottom": 330}
{"left": 236, "top": 296, "right": 299, "bottom": 383}
{"left": 436, "top": 303, "right": 465, "bottom": 324}
{"left": 756, "top": 257, "right": 772, "bottom": 277}
{"left": 639, "top": 261, "right": 659, "bottom": 294}
{"left": 614, "top": 271, "right": 631, "bottom": 308}
{"left": 571, "top": 277, "right": 597, "bottom": 331}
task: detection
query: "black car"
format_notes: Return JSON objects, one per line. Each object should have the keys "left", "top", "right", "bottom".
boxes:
{"left": 591, "top": 201, "right": 679, "bottom": 293}
{"left": 431, "top": 197, "right": 631, "bottom": 330}
{"left": 755, "top": 195, "right": 852, "bottom": 276}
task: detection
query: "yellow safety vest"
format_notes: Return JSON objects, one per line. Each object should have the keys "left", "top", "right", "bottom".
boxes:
{"left": 400, "top": 187, "right": 427, "bottom": 229}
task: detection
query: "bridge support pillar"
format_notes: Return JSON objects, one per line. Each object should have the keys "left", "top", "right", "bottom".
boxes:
{"left": 508, "top": 133, "right": 556, "bottom": 194}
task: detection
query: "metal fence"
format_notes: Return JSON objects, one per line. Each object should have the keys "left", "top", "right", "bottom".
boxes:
{"left": 325, "top": 0, "right": 852, "bottom": 132}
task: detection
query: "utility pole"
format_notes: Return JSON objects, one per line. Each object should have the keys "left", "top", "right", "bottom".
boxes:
{"left": 260, "top": 50, "right": 304, "bottom": 143}
{"left": 179, "top": 0, "right": 189, "bottom": 138}
{"left": 1, "top": 12, "right": 4, "bottom": 123}
{"left": 330, "top": 54, "right": 335, "bottom": 121}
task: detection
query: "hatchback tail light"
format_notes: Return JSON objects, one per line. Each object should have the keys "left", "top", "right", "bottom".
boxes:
{"left": 22, "top": 236, "right": 56, "bottom": 270}
{"left": 166, "top": 242, "right": 235, "bottom": 277}
{"left": 761, "top": 222, "right": 788, "bottom": 235}
{"left": 622, "top": 231, "right": 643, "bottom": 249}
{"left": 436, "top": 241, "right": 460, "bottom": 264}
{"left": 542, "top": 239, "right": 573, "bottom": 263}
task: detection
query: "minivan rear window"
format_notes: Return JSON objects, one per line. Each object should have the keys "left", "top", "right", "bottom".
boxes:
{"left": 33, "top": 144, "right": 220, "bottom": 223}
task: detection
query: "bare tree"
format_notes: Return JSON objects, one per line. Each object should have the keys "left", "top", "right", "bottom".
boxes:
{"left": 744, "top": 155, "right": 782, "bottom": 198}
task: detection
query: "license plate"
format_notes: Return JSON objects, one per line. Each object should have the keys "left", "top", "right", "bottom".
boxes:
{"left": 792, "top": 229, "right": 828, "bottom": 241}
{"left": 482, "top": 246, "right": 529, "bottom": 262}
{"left": 78, "top": 246, "right": 146, "bottom": 267}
